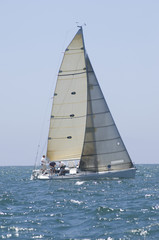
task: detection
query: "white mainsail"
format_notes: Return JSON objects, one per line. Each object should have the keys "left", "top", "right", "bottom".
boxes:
{"left": 47, "top": 28, "right": 87, "bottom": 162}
{"left": 47, "top": 27, "right": 134, "bottom": 172}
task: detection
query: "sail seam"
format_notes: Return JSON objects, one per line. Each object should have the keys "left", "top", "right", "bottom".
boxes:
{"left": 48, "top": 137, "right": 67, "bottom": 139}
{"left": 65, "top": 52, "right": 84, "bottom": 56}
{"left": 58, "top": 76, "right": 85, "bottom": 81}
{"left": 53, "top": 98, "right": 104, "bottom": 106}
{"left": 88, "top": 97, "right": 104, "bottom": 102}
{"left": 89, "top": 124, "right": 115, "bottom": 129}
{"left": 87, "top": 111, "right": 110, "bottom": 116}
{"left": 82, "top": 150, "right": 126, "bottom": 157}
{"left": 84, "top": 137, "right": 120, "bottom": 143}
{"left": 66, "top": 48, "right": 83, "bottom": 51}
{"left": 51, "top": 115, "right": 86, "bottom": 119}
{"left": 58, "top": 71, "right": 86, "bottom": 76}
{"left": 59, "top": 68, "right": 85, "bottom": 72}
{"left": 88, "top": 84, "right": 99, "bottom": 86}
{"left": 53, "top": 101, "right": 87, "bottom": 105}
{"left": 79, "top": 162, "right": 130, "bottom": 171}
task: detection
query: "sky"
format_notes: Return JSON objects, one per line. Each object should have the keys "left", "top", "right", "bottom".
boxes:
{"left": 0, "top": 0, "right": 159, "bottom": 166}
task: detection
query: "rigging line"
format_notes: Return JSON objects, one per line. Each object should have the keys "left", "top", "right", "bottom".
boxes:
{"left": 38, "top": 140, "right": 47, "bottom": 163}
{"left": 36, "top": 93, "right": 52, "bottom": 149}
{"left": 34, "top": 144, "right": 40, "bottom": 169}
{"left": 34, "top": 95, "right": 52, "bottom": 166}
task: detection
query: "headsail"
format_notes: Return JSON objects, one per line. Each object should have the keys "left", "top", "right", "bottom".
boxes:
{"left": 47, "top": 28, "right": 87, "bottom": 162}
{"left": 80, "top": 55, "right": 133, "bottom": 171}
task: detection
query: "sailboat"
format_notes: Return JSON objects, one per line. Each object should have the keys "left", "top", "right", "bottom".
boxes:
{"left": 31, "top": 27, "right": 136, "bottom": 180}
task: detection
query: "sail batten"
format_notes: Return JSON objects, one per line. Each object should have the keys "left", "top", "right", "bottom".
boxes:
{"left": 84, "top": 137, "right": 121, "bottom": 143}
{"left": 58, "top": 71, "right": 86, "bottom": 77}
{"left": 50, "top": 115, "right": 86, "bottom": 120}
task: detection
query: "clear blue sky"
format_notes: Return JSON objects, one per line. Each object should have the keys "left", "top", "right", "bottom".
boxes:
{"left": 0, "top": 0, "right": 158, "bottom": 166}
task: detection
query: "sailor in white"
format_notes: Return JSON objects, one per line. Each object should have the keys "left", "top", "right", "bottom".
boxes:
{"left": 41, "top": 155, "right": 46, "bottom": 173}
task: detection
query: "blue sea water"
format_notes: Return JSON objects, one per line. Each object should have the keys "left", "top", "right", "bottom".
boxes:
{"left": 0, "top": 165, "right": 159, "bottom": 240}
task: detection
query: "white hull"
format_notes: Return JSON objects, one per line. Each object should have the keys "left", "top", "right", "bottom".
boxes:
{"left": 31, "top": 168, "right": 136, "bottom": 180}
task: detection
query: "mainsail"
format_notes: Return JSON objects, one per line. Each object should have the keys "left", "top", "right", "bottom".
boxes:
{"left": 47, "top": 27, "right": 133, "bottom": 172}
{"left": 47, "top": 28, "right": 87, "bottom": 162}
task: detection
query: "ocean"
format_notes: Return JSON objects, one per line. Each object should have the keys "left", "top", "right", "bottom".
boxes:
{"left": 0, "top": 165, "right": 159, "bottom": 240}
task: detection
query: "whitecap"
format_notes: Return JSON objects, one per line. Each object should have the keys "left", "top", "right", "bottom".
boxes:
{"left": 120, "top": 208, "right": 124, "bottom": 212}
{"left": 141, "top": 208, "right": 148, "bottom": 213}
{"left": 9, "top": 226, "right": 34, "bottom": 232}
{"left": 0, "top": 226, "right": 6, "bottom": 229}
{"left": 75, "top": 181, "right": 85, "bottom": 185}
{"left": 0, "top": 212, "right": 7, "bottom": 215}
{"left": 140, "top": 230, "right": 148, "bottom": 236}
{"left": 70, "top": 199, "right": 83, "bottom": 204}
{"left": 32, "top": 235, "right": 43, "bottom": 239}
{"left": 145, "top": 194, "right": 152, "bottom": 198}
{"left": 6, "top": 234, "right": 12, "bottom": 238}
{"left": 131, "top": 228, "right": 148, "bottom": 237}
{"left": 152, "top": 204, "right": 159, "bottom": 210}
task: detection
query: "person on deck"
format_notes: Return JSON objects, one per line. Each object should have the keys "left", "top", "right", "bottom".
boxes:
{"left": 59, "top": 161, "right": 66, "bottom": 176}
{"left": 50, "top": 161, "right": 56, "bottom": 175}
{"left": 41, "top": 155, "right": 47, "bottom": 173}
